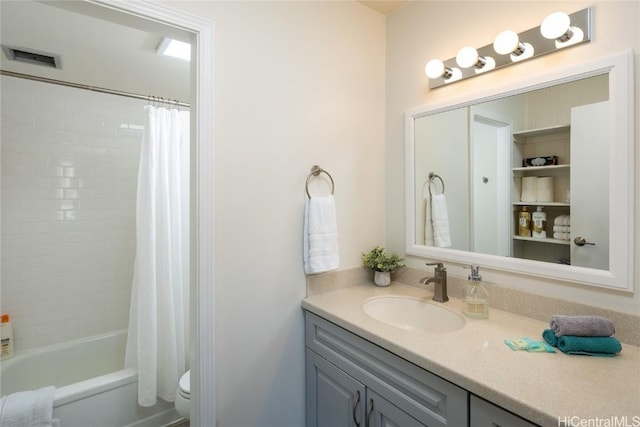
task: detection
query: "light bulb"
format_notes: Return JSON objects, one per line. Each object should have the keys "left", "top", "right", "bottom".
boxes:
{"left": 493, "top": 30, "right": 521, "bottom": 55}
{"left": 493, "top": 30, "right": 534, "bottom": 61}
{"left": 456, "top": 46, "right": 478, "bottom": 68}
{"left": 425, "top": 59, "right": 452, "bottom": 79}
{"left": 456, "top": 46, "right": 487, "bottom": 70}
{"left": 541, "top": 12, "right": 572, "bottom": 41}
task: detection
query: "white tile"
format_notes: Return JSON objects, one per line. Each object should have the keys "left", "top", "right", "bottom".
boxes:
{"left": 1, "top": 77, "right": 157, "bottom": 351}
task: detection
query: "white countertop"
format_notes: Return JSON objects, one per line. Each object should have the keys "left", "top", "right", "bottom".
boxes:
{"left": 302, "top": 282, "right": 640, "bottom": 426}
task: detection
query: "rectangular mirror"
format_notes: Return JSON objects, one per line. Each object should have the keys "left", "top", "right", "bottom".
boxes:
{"left": 405, "top": 51, "right": 634, "bottom": 291}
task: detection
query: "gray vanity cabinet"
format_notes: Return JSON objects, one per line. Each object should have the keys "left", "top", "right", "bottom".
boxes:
{"left": 306, "top": 349, "right": 366, "bottom": 427}
{"left": 469, "top": 395, "right": 538, "bottom": 427}
{"left": 306, "top": 349, "right": 428, "bottom": 427}
{"left": 305, "top": 311, "right": 468, "bottom": 427}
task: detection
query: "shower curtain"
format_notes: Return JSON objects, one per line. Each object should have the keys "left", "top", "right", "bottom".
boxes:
{"left": 125, "top": 105, "right": 190, "bottom": 407}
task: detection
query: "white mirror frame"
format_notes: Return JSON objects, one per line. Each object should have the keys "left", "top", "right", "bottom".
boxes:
{"left": 84, "top": 1, "right": 215, "bottom": 424}
{"left": 405, "top": 50, "right": 634, "bottom": 291}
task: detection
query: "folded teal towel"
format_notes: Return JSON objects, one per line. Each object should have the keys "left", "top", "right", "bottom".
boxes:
{"left": 542, "top": 329, "right": 557, "bottom": 346}
{"left": 550, "top": 314, "right": 615, "bottom": 337}
{"left": 556, "top": 335, "right": 622, "bottom": 357}
{"left": 542, "top": 329, "right": 621, "bottom": 356}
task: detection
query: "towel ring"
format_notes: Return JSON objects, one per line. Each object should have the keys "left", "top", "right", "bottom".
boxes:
{"left": 305, "top": 165, "right": 335, "bottom": 198}
{"left": 428, "top": 172, "right": 445, "bottom": 197}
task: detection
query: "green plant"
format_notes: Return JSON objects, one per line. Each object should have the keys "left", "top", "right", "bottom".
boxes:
{"left": 361, "top": 246, "right": 405, "bottom": 273}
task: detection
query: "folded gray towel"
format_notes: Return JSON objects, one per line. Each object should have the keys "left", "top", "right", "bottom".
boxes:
{"left": 550, "top": 315, "right": 615, "bottom": 337}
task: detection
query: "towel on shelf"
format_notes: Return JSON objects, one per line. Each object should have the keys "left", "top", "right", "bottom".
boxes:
{"left": 0, "top": 386, "right": 56, "bottom": 427}
{"left": 553, "top": 225, "right": 570, "bottom": 232}
{"left": 431, "top": 193, "right": 451, "bottom": 248}
{"left": 553, "top": 214, "right": 571, "bottom": 226}
{"left": 550, "top": 315, "right": 615, "bottom": 337}
{"left": 303, "top": 195, "right": 339, "bottom": 274}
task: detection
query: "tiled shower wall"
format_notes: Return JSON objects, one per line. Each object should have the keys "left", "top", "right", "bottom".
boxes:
{"left": 1, "top": 75, "right": 145, "bottom": 351}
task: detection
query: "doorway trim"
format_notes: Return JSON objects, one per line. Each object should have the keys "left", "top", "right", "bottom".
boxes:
{"left": 85, "top": 1, "right": 215, "bottom": 424}
{"left": 470, "top": 110, "right": 512, "bottom": 257}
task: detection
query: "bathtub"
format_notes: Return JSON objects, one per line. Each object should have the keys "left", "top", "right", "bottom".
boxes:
{"left": 0, "top": 330, "right": 181, "bottom": 427}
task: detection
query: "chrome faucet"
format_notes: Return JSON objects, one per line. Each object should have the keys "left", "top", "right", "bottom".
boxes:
{"left": 419, "top": 262, "right": 449, "bottom": 302}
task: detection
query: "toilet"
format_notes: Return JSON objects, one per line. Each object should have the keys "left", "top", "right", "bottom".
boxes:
{"left": 175, "top": 370, "right": 190, "bottom": 419}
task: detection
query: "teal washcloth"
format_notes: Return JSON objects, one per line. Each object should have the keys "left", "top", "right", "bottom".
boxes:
{"left": 556, "top": 335, "right": 622, "bottom": 357}
{"left": 542, "top": 329, "right": 557, "bottom": 346}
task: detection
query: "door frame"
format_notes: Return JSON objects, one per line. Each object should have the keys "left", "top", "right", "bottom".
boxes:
{"left": 83, "top": 1, "right": 215, "bottom": 424}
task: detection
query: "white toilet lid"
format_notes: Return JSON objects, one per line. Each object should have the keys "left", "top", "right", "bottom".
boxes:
{"left": 179, "top": 370, "right": 190, "bottom": 395}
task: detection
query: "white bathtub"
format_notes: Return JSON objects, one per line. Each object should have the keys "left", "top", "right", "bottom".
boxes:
{"left": 1, "top": 330, "right": 181, "bottom": 427}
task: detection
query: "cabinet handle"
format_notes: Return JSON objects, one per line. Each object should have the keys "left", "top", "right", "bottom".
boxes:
{"left": 352, "top": 390, "right": 361, "bottom": 427}
{"left": 365, "top": 398, "right": 374, "bottom": 427}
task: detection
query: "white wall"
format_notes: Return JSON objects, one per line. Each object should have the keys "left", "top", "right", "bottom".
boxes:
{"left": 1, "top": 76, "right": 144, "bottom": 350}
{"left": 386, "top": 1, "right": 640, "bottom": 314}
{"left": 163, "top": 1, "right": 386, "bottom": 426}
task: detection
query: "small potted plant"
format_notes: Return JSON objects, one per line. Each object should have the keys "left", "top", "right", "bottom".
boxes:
{"left": 361, "top": 246, "right": 405, "bottom": 287}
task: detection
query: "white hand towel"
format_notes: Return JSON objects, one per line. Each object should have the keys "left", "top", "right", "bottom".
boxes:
{"left": 431, "top": 194, "right": 451, "bottom": 248}
{"left": 423, "top": 196, "right": 434, "bottom": 246}
{"left": 303, "top": 195, "right": 339, "bottom": 274}
{"left": 0, "top": 386, "right": 55, "bottom": 427}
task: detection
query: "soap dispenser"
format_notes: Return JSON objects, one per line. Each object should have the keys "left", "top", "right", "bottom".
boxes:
{"left": 463, "top": 265, "right": 489, "bottom": 319}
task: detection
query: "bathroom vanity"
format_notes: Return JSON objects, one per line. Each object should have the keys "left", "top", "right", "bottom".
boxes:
{"left": 302, "top": 283, "right": 640, "bottom": 426}
{"left": 306, "top": 311, "right": 535, "bottom": 427}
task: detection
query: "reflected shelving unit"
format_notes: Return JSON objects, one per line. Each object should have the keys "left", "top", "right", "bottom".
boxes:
{"left": 511, "top": 124, "right": 571, "bottom": 262}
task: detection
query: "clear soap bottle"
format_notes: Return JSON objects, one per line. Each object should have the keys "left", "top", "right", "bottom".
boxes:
{"left": 463, "top": 265, "right": 489, "bottom": 319}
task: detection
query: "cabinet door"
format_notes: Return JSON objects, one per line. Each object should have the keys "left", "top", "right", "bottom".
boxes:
{"left": 365, "top": 389, "right": 427, "bottom": 427}
{"left": 306, "top": 349, "right": 365, "bottom": 427}
{"left": 570, "top": 101, "right": 610, "bottom": 269}
{"left": 470, "top": 395, "right": 538, "bottom": 427}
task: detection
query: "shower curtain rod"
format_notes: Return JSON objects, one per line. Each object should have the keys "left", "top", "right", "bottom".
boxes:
{"left": 0, "top": 70, "right": 190, "bottom": 108}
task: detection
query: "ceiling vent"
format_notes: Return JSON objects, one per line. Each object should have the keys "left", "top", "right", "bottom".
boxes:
{"left": 1, "top": 45, "right": 62, "bottom": 69}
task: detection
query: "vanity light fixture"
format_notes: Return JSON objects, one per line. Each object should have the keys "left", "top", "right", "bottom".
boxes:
{"left": 456, "top": 46, "right": 496, "bottom": 74}
{"left": 425, "top": 7, "right": 591, "bottom": 89}
{"left": 456, "top": 47, "right": 485, "bottom": 69}
{"left": 425, "top": 59, "right": 452, "bottom": 79}
{"left": 540, "top": 11, "right": 585, "bottom": 48}
{"left": 493, "top": 30, "right": 534, "bottom": 62}
{"left": 424, "top": 59, "right": 462, "bottom": 83}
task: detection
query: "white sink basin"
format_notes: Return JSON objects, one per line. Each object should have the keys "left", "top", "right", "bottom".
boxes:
{"left": 362, "top": 296, "right": 465, "bottom": 334}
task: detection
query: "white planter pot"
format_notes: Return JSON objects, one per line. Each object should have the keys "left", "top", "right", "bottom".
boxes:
{"left": 374, "top": 271, "right": 391, "bottom": 287}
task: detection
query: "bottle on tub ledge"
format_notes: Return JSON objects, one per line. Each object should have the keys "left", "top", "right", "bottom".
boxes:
{"left": 463, "top": 265, "right": 489, "bottom": 319}
{"left": 1, "top": 313, "right": 14, "bottom": 360}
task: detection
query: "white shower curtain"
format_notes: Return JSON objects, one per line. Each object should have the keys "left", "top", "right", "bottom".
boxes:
{"left": 125, "top": 105, "right": 190, "bottom": 407}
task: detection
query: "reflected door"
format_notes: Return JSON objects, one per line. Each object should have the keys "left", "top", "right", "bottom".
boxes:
{"left": 570, "top": 101, "right": 610, "bottom": 269}
{"left": 471, "top": 114, "right": 511, "bottom": 257}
